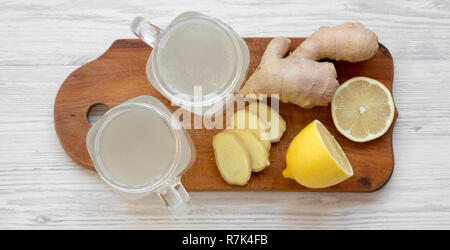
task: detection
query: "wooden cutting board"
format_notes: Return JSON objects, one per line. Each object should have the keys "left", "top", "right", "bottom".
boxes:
{"left": 54, "top": 38, "right": 396, "bottom": 192}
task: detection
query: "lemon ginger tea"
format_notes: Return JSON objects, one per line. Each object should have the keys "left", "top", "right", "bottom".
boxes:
{"left": 157, "top": 19, "right": 235, "bottom": 97}
{"left": 86, "top": 96, "right": 195, "bottom": 215}
{"left": 132, "top": 12, "right": 249, "bottom": 114}
{"left": 98, "top": 109, "right": 175, "bottom": 186}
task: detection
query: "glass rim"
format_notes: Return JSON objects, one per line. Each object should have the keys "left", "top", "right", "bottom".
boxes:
{"left": 92, "top": 103, "right": 182, "bottom": 194}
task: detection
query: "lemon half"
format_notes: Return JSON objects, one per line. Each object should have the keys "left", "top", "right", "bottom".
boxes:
{"left": 331, "top": 77, "right": 395, "bottom": 142}
{"left": 283, "top": 120, "right": 353, "bottom": 188}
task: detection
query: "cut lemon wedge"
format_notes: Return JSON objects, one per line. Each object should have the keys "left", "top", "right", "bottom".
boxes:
{"left": 283, "top": 120, "right": 353, "bottom": 188}
{"left": 331, "top": 77, "right": 395, "bottom": 142}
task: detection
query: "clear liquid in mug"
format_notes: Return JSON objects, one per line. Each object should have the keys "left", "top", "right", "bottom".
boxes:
{"left": 157, "top": 19, "right": 235, "bottom": 97}
{"left": 98, "top": 109, "right": 175, "bottom": 186}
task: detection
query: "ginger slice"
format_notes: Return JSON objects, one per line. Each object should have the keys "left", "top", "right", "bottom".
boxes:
{"left": 248, "top": 102, "right": 286, "bottom": 142}
{"left": 212, "top": 131, "right": 251, "bottom": 185}
{"left": 228, "top": 109, "right": 271, "bottom": 150}
{"left": 226, "top": 129, "right": 270, "bottom": 172}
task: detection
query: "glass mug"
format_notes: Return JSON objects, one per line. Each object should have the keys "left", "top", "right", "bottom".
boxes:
{"left": 131, "top": 11, "right": 250, "bottom": 115}
{"left": 86, "top": 96, "right": 196, "bottom": 215}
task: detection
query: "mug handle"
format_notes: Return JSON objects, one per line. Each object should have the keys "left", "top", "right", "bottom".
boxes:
{"left": 157, "top": 178, "right": 191, "bottom": 215}
{"left": 130, "top": 16, "right": 161, "bottom": 47}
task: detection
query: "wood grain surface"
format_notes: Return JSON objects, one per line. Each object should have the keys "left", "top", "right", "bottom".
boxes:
{"left": 1, "top": 0, "right": 450, "bottom": 229}
{"left": 54, "top": 38, "right": 396, "bottom": 192}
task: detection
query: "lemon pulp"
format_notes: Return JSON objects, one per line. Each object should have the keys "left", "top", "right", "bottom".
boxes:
{"left": 332, "top": 77, "right": 395, "bottom": 142}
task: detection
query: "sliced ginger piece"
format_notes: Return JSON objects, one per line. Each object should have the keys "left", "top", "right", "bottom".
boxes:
{"left": 226, "top": 129, "right": 270, "bottom": 172}
{"left": 228, "top": 109, "right": 271, "bottom": 150}
{"left": 248, "top": 102, "right": 286, "bottom": 142}
{"left": 212, "top": 131, "right": 251, "bottom": 185}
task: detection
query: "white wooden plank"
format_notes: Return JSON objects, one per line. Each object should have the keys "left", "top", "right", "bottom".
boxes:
{"left": 1, "top": 0, "right": 450, "bottom": 66}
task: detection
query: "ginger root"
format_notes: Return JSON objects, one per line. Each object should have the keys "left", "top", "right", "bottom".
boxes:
{"left": 240, "top": 23, "right": 379, "bottom": 108}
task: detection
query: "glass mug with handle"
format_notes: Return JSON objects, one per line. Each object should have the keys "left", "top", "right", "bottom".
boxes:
{"left": 86, "top": 96, "right": 196, "bottom": 215}
{"left": 130, "top": 11, "right": 250, "bottom": 115}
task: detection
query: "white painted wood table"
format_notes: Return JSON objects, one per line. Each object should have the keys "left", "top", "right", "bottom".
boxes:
{"left": 1, "top": 0, "right": 450, "bottom": 229}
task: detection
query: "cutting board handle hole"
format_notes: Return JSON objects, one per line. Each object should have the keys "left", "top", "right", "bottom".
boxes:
{"left": 87, "top": 103, "right": 110, "bottom": 125}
